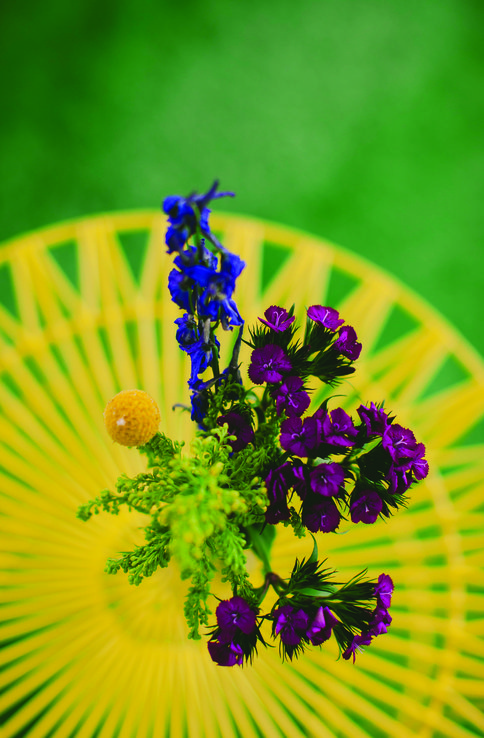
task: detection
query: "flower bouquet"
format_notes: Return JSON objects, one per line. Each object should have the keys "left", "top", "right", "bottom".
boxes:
{"left": 78, "top": 182, "right": 429, "bottom": 668}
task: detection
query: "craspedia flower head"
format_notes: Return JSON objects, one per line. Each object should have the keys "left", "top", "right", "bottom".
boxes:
{"left": 103, "top": 389, "right": 161, "bottom": 447}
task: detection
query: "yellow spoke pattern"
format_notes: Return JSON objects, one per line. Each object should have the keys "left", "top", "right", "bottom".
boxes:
{"left": 0, "top": 211, "right": 483, "bottom": 737}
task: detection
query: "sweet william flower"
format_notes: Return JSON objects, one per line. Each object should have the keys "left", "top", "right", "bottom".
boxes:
{"left": 207, "top": 640, "right": 244, "bottom": 666}
{"left": 342, "top": 632, "right": 373, "bottom": 662}
{"left": 216, "top": 596, "right": 257, "bottom": 642}
{"left": 410, "top": 443, "right": 429, "bottom": 480}
{"left": 306, "top": 606, "right": 339, "bottom": 645}
{"left": 216, "top": 412, "right": 254, "bottom": 452}
{"left": 357, "top": 402, "right": 391, "bottom": 437}
{"left": 334, "top": 325, "right": 362, "bottom": 360}
{"left": 382, "top": 424, "right": 418, "bottom": 469}
{"left": 307, "top": 305, "right": 344, "bottom": 331}
{"left": 309, "top": 462, "right": 345, "bottom": 497}
{"left": 280, "top": 415, "right": 321, "bottom": 457}
{"left": 350, "top": 491, "right": 383, "bottom": 524}
{"left": 264, "top": 463, "right": 292, "bottom": 524}
{"left": 274, "top": 605, "right": 309, "bottom": 646}
{"left": 386, "top": 466, "right": 412, "bottom": 495}
{"left": 368, "top": 606, "right": 392, "bottom": 636}
{"left": 302, "top": 495, "right": 341, "bottom": 533}
{"left": 248, "top": 344, "right": 292, "bottom": 384}
{"left": 259, "top": 305, "right": 295, "bottom": 332}
{"left": 273, "top": 376, "right": 311, "bottom": 418}
{"left": 321, "top": 407, "right": 358, "bottom": 448}
{"left": 374, "top": 573, "right": 394, "bottom": 609}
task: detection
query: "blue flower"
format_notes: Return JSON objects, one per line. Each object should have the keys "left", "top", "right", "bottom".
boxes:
{"left": 174, "top": 314, "right": 197, "bottom": 350}
{"left": 162, "top": 181, "right": 234, "bottom": 252}
{"left": 168, "top": 269, "right": 192, "bottom": 312}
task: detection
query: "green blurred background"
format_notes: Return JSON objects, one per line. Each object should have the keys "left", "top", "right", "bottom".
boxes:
{"left": 1, "top": 0, "right": 483, "bottom": 351}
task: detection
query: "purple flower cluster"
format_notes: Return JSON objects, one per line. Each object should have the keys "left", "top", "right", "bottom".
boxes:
{"left": 263, "top": 397, "right": 428, "bottom": 533}
{"left": 273, "top": 604, "right": 339, "bottom": 656}
{"left": 307, "top": 304, "right": 362, "bottom": 360}
{"left": 248, "top": 305, "right": 362, "bottom": 392}
{"left": 343, "top": 574, "right": 394, "bottom": 662}
{"left": 207, "top": 596, "right": 260, "bottom": 666}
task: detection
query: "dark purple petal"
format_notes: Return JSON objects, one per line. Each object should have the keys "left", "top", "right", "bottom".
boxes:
{"left": 411, "top": 443, "right": 429, "bottom": 480}
{"left": 307, "top": 305, "right": 345, "bottom": 331}
{"left": 322, "top": 408, "right": 358, "bottom": 447}
{"left": 342, "top": 632, "right": 373, "bottom": 662}
{"left": 216, "top": 596, "right": 257, "bottom": 641}
{"left": 264, "top": 464, "right": 292, "bottom": 524}
{"left": 309, "top": 462, "right": 345, "bottom": 497}
{"left": 280, "top": 416, "right": 322, "bottom": 457}
{"left": 368, "top": 606, "right": 392, "bottom": 637}
{"left": 291, "top": 460, "right": 309, "bottom": 500}
{"left": 216, "top": 412, "right": 254, "bottom": 452}
{"left": 274, "top": 605, "right": 309, "bottom": 646}
{"left": 382, "top": 424, "right": 418, "bottom": 469}
{"left": 302, "top": 495, "right": 341, "bottom": 533}
{"left": 273, "top": 376, "right": 311, "bottom": 418}
{"left": 334, "top": 325, "right": 362, "bottom": 361}
{"left": 248, "top": 344, "right": 292, "bottom": 384}
{"left": 386, "top": 466, "right": 412, "bottom": 494}
{"left": 350, "top": 491, "right": 383, "bottom": 524}
{"left": 374, "top": 573, "right": 394, "bottom": 609}
{"left": 207, "top": 640, "right": 244, "bottom": 666}
{"left": 306, "top": 606, "right": 339, "bottom": 645}
{"left": 258, "top": 305, "right": 296, "bottom": 332}
{"left": 357, "top": 402, "right": 390, "bottom": 437}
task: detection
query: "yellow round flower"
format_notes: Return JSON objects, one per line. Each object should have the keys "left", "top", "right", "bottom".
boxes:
{"left": 103, "top": 389, "right": 161, "bottom": 446}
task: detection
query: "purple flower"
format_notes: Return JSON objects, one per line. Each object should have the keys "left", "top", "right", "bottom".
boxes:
{"left": 342, "top": 632, "right": 373, "bottom": 662}
{"left": 368, "top": 606, "right": 392, "bottom": 637}
{"left": 309, "top": 462, "right": 345, "bottom": 497}
{"left": 386, "top": 466, "right": 412, "bottom": 495}
{"left": 291, "top": 460, "right": 309, "bottom": 500}
{"left": 410, "top": 443, "right": 429, "bottom": 480}
{"left": 374, "top": 573, "right": 394, "bottom": 609}
{"left": 207, "top": 640, "right": 244, "bottom": 666}
{"left": 280, "top": 415, "right": 322, "bottom": 457}
{"left": 382, "top": 424, "right": 418, "bottom": 470}
{"left": 216, "top": 596, "right": 257, "bottom": 642}
{"left": 264, "top": 464, "right": 292, "bottom": 524}
{"left": 216, "top": 412, "right": 254, "bottom": 452}
{"left": 248, "top": 345, "right": 292, "bottom": 384}
{"left": 350, "top": 491, "right": 383, "bottom": 524}
{"left": 307, "top": 305, "right": 344, "bottom": 331}
{"left": 357, "top": 402, "right": 391, "bottom": 437}
{"left": 302, "top": 495, "right": 341, "bottom": 533}
{"left": 259, "top": 305, "right": 295, "bottom": 332}
{"left": 334, "top": 325, "right": 362, "bottom": 361}
{"left": 322, "top": 408, "right": 358, "bottom": 447}
{"left": 306, "top": 606, "right": 339, "bottom": 645}
{"left": 274, "top": 605, "right": 309, "bottom": 646}
{"left": 273, "top": 376, "right": 311, "bottom": 418}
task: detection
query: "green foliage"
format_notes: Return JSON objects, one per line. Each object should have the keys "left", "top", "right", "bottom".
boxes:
{"left": 78, "top": 426, "right": 269, "bottom": 638}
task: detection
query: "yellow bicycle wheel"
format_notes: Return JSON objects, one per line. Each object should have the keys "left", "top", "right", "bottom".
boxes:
{"left": 0, "top": 211, "right": 483, "bottom": 738}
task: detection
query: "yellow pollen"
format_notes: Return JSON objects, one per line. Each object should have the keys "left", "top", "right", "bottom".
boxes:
{"left": 103, "top": 389, "right": 161, "bottom": 447}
